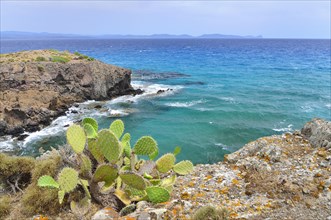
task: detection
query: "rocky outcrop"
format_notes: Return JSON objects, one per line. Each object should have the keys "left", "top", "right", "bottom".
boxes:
{"left": 92, "top": 118, "right": 330, "bottom": 220}
{"left": 0, "top": 50, "right": 142, "bottom": 136}
{"left": 301, "top": 118, "right": 331, "bottom": 149}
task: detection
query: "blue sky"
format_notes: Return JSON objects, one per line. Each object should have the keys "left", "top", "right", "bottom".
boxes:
{"left": 1, "top": 1, "right": 330, "bottom": 38}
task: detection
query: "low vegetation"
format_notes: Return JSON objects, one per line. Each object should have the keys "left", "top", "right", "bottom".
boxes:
{"left": 192, "top": 205, "right": 229, "bottom": 220}
{"left": 0, "top": 118, "right": 193, "bottom": 219}
{"left": 0, "top": 49, "right": 96, "bottom": 63}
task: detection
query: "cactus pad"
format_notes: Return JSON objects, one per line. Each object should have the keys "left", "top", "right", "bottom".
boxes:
{"left": 119, "top": 204, "right": 136, "bottom": 217}
{"left": 173, "top": 160, "right": 194, "bottom": 175}
{"left": 110, "top": 119, "right": 125, "bottom": 139}
{"left": 83, "top": 123, "right": 98, "bottom": 139}
{"left": 114, "top": 189, "right": 131, "bottom": 205}
{"left": 122, "top": 133, "right": 132, "bottom": 157}
{"left": 125, "top": 186, "right": 147, "bottom": 200}
{"left": 93, "top": 164, "right": 118, "bottom": 187}
{"left": 149, "top": 179, "right": 161, "bottom": 185}
{"left": 82, "top": 117, "right": 98, "bottom": 132}
{"left": 121, "top": 133, "right": 131, "bottom": 144}
{"left": 133, "top": 136, "right": 158, "bottom": 156}
{"left": 79, "top": 179, "right": 91, "bottom": 199}
{"left": 161, "top": 175, "right": 176, "bottom": 187}
{"left": 146, "top": 186, "right": 170, "bottom": 203}
{"left": 88, "top": 139, "right": 104, "bottom": 163}
{"left": 58, "top": 190, "right": 65, "bottom": 204}
{"left": 66, "top": 124, "right": 86, "bottom": 154}
{"left": 79, "top": 154, "right": 92, "bottom": 176}
{"left": 120, "top": 171, "right": 146, "bottom": 190}
{"left": 97, "top": 129, "right": 121, "bottom": 163}
{"left": 58, "top": 167, "right": 79, "bottom": 193}
{"left": 156, "top": 153, "right": 175, "bottom": 173}
{"left": 37, "top": 175, "right": 59, "bottom": 188}
{"left": 149, "top": 147, "right": 159, "bottom": 160}
{"left": 173, "top": 146, "right": 181, "bottom": 156}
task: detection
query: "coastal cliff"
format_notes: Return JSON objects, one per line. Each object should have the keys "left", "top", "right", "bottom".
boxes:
{"left": 0, "top": 118, "right": 330, "bottom": 219}
{"left": 0, "top": 50, "right": 141, "bottom": 136}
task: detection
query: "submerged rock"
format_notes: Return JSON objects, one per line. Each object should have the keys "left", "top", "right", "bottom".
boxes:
{"left": 0, "top": 50, "right": 141, "bottom": 137}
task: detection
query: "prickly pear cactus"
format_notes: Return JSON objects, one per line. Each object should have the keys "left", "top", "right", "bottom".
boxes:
{"left": 97, "top": 129, "right": 121, "bottom": 163}
{"left": 88, "top": 139, "right": 104, "bottom": 163}
{"left": 37, "top": 175, "right": 59, "bottom": 188}
{"left": 58, "top": 167, "right": 79, "bottom": 193}
{"left": 79, "top": 154, "right": 92, "bottom": 176}
{"left": 114, "top": 189, "right": 131, "bottom": 205}
{"left": 146, "top": 186, "right": 170, "bottom": 203}
{"left": 66, "top": 124, "right": 86, "bottom": 154}
{"left": 122, "top": 133, "right": 131, "bottom": 157}
{"left": 120, "top": 171, "right": 146, "bottom": 190}
{"left": 156, "top": 153, "right": 175, "bottom": 173}
{"left": 58, "top": 190, "right": 65, "bottom": 204}
{"left": 110, "top": 119, "right": 125, "bottom": 139}
{"left": 82, "top": 117, "right": 98, "bottom": 132}
{"left": 93, "top": 164, "right": 118, "bottom": 187}
{"left": 173, "top": 160, "right": 194, "bottom": 175}
{"left": 133, "top": 136, "right": 158, "bottom": 157}
{"left": 83, "top": 123, "right": 98, "bottom": 139}
{"left": 161, "top": 175, "right": 176, "bottom": 187}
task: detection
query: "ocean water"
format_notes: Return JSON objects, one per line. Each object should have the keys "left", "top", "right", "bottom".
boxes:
{"left": 0, "top": 39, "right": 330, "bottom": 164}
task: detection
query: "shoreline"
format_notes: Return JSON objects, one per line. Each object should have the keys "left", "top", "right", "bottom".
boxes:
{"left": 0, "top": 80, "right": 182, "bottom": 155}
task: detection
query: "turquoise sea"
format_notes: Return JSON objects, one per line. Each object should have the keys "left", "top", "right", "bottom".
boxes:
{"left": 0, "top": 39, "right": 330, "bottom": 164}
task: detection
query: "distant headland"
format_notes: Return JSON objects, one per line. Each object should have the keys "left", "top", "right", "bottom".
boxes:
{"left": 1, "top": 31, "right": 263, "bottom": 40}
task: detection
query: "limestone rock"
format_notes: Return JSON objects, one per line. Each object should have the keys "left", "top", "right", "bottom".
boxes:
{"left": 301, "top": 118, "right": 331, "bottom": 148}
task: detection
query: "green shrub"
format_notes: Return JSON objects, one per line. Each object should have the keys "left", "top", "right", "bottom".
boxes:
{"left": 0, "top": 195, "right": 11, "bottom": 219}
{"left": 35, "top": 56, "right": 46, "bottom": 62}
{"left": 37, "top": 65, "right": 44, "bottom": 72}
{"left": 192, "top": 205, "right": 229, "bottom": 220}
{"left": 51, "top": 56, "right": 70, "bottom": 63}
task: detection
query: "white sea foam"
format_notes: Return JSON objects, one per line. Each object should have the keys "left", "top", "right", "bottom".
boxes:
{"left": 1, "top": 81, "right": 181, "bottom": 152}
{"left": 326, "top": 103, "right": 331, "bottom": 109}
{"left": 300, "top": 105, "right": 313, "bottom": 113}
{"left": 219, "top": 97, "right": 235, "bottom": 102}
{"left": 215, "top": 143, "right": 230, "bottom": 150}
{"left": 165, "top": 99, "right": 205, "bottom": 108}
{"left": 23, "top": 115, "right": 73, "bottom": 148}
{"left": 272, "top": 124, "right": 293, "bottom": 132}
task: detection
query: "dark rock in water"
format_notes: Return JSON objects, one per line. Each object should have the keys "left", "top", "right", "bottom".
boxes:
{"left": 17, "top": 134, "right": 29, "bottom": 141}
{"left": 132, "top": 70, "right": 190, "bottom": 80}
{"left": 132, "top": 89, "right": 144, "bottom": 96}
{"left": 184, "top": 81, "right": 205, "bottom": 86}
{"left": 0, "top": 120, "right": 7, "bottom": 136}
{"left": 0, "top": 49, "right": 140, "bottom": 137}
{"left": 6, "top": 126, "right": 24, "bottom": 136}
{"left": 157, "top": 89, "right": 165, "bottom": 94}
{"left": 73, "top": 104, "right": 79, "bottom": 107}
{"left": 94, "top": 105, "right": 102, "bottom": 109}
{"left": 71, "top": 110, "right": 78, "bottom": 114}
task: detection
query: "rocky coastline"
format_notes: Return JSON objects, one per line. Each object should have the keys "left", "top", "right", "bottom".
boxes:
{"left": 0, "top": 118, "right": 330, "bottom": 220}
{"left": 0, "top": 50, "right": 142, "bottom": 137}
